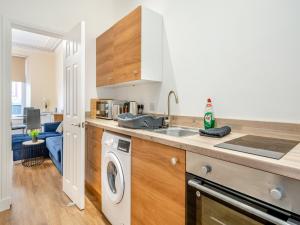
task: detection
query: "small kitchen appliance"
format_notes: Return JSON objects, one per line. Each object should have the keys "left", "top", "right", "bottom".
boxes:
{"left": 96, "top": 99, "right": 114, "bottom": 119}
{"left": 102, "top": 131, "right": 131, "bottom": 225}
{"left": 129, "top": 101, "right": 138, "bottom": 115}
{"left": 112, "top": 104, "right": 120, "bottom": 121}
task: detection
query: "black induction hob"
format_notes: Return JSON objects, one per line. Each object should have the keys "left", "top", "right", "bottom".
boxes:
{"left": 215, "top": 135, "right": 299, "bottom": 160}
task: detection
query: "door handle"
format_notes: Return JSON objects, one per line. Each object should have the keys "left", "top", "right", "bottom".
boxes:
{"left": 188, "top": 180, "right": 291, "bottom": 225}
{"left": 71, "top": 123, "right": 81, "bottom": 127}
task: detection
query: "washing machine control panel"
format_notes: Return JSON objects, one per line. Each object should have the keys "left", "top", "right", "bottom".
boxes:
{"left": 117, "top": 140, "right": 130, "bottom": 153}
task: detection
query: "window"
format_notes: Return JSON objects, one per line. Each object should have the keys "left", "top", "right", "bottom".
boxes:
{"left": 11, "top": 81, "right": 24, "bottom": 115}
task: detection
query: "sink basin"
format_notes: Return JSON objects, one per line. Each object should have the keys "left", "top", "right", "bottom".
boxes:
{"left": 150, "top": 127, "right": 198, "bottom": 137}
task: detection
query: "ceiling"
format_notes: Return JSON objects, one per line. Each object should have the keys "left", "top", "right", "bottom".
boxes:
{"left": 12, "top": 28, "right": 62, "bottom": 52}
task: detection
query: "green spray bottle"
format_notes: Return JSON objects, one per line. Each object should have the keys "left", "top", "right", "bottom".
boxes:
{"left": 204, "top": 98, "right": 215, "bottom": 129}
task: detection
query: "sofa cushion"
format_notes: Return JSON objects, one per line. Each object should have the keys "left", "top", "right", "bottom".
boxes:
{"left": 12, "top": 134, "right": 33, "bottom": 152}
{"left": 12, "top": 132, "right": 61, "bottom": 147}
{"left": 38, "top": 132, "right": 61, "bottom": 139}
{"left": 46, "top": 136, "right": 63, "bottom": 163}
{"left": 12, "top": 132, "right": 61, "bottom": 142}
{"left": 56, "top": 122, "right": 63, "bottom": 133}
{"left": 12, "top": 134, "right": 31, "bottom": 143}
{"left": 44, "top": 122, "right": 61, "bottom": 132}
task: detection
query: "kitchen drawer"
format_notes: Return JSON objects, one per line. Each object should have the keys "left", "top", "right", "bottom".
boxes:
{"left": 201, "top": 195, "right": 263, "bottom": 225}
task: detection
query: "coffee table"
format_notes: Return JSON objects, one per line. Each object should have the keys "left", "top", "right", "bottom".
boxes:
{"left": 22, "top": 140, "right": 45, "bottom": 167}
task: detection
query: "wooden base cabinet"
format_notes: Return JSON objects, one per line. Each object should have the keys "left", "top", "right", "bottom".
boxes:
{"left": 131, "top": 138, "right": 186, "bottom": 225}
{"left": 85, "top": 125, "right": 103, "bottom": 210}
{"left": 96, "top": 6, "right": 162, "bottom": 87}
{"left": 53, "top": 113, "right": 63, "bottom": 122}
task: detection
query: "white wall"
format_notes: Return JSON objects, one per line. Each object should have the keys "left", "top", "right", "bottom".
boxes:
{"left": 2, "top": 1, "right": 299, "bottom": 122}
{"left": 27, "top": 50, "right": 57, "bottom": 111}
{"left": 98, "top": 0, "right": 300, "bottom": 123}
{"left": 0, "top": 0, "right": 115, "bottom": 110}
{"left": 13, "top": 47, "right": 58, "bottom": 111}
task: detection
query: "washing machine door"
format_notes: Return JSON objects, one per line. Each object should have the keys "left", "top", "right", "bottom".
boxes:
{"left": 103, "top": 152, "right": 125, "bottom": 204}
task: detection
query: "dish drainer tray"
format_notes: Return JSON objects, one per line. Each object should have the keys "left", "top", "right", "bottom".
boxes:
{"left": 117, "top": 113, "right": 164, "bottom": 129}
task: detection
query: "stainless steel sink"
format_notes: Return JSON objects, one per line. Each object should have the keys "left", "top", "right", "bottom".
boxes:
{"left": 150, "top": 127, "right": 198, "bottom": 137}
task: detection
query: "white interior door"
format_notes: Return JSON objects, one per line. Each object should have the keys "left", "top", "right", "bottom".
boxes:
{"left": 63, "top": 21, "right": 85, "bottom": 210}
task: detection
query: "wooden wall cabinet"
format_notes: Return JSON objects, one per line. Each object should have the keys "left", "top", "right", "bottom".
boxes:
{"left": 96, "top": 6, "right": 162, "bottom": 87}
{"left": 85, "top": 125, "right": 103, "bottom": 209}
{"left": 131, "top": 137, "right": 186, "bottom": 225}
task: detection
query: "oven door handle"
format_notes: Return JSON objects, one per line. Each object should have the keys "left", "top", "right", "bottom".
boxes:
{"left": 188, "top": 179, "right": 291, "bottom": 225}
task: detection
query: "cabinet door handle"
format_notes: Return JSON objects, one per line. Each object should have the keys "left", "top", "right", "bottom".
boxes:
{"left": 210, "top": 216, "right": 227, "bottom": 225}
{"left": 170, "top": 157, "right": 178, "bottom": 166}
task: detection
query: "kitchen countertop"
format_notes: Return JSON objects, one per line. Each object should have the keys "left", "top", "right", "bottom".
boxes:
{"left": 86, "top": 118, "right": 300, "bottom": 181}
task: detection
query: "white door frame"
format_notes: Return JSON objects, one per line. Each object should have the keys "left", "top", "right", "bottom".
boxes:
{"left": 0, "top": 17, "right": 82, "bottom": 212}
{"left": 0, "top": 16, "right": 12, "bottom": 212}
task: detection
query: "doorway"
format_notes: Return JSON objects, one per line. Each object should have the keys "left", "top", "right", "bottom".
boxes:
{"left": 11, "top": 28, "right": 64, "bottom": 132}
{"left": 11, "top": 27, "right": 65, "bottom": 170}
{"left": 0, "top": 18, "right": 86, "bottom": 212}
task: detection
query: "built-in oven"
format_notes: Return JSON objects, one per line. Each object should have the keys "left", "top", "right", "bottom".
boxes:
{"left": 187, "top": 173, "right": 300, "bottom": 225}
{"left": 186, "top": 152, "right": 300, "bottom": 225}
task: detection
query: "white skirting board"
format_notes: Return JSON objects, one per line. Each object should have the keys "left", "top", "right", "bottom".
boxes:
{"left": 0, "top": 197, "right": 12, "bottom": 212}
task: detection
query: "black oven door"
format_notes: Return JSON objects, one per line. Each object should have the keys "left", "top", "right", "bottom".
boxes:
{"left": 186, "top": 173, "right": 299, "bottom": 225}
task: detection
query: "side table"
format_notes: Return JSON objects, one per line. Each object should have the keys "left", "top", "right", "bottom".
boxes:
{"left": 22, "top": 140, "right": 45, "bottom": 167}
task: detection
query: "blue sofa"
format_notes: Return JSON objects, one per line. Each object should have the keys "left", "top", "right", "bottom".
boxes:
{"left": 12, "top": 122, "right": 63, "bottom": 173}
{"left": 46, "top": 135, "right": 63, "bottom": 174}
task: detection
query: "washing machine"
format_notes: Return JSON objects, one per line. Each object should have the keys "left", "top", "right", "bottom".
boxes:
{"left": 102, "top": 131, "right": 131, "bottom": 225}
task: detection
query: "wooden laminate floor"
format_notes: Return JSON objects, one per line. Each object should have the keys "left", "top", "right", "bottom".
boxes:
{"left": 0, "top": 160, "right": 110, "bottom": 225}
